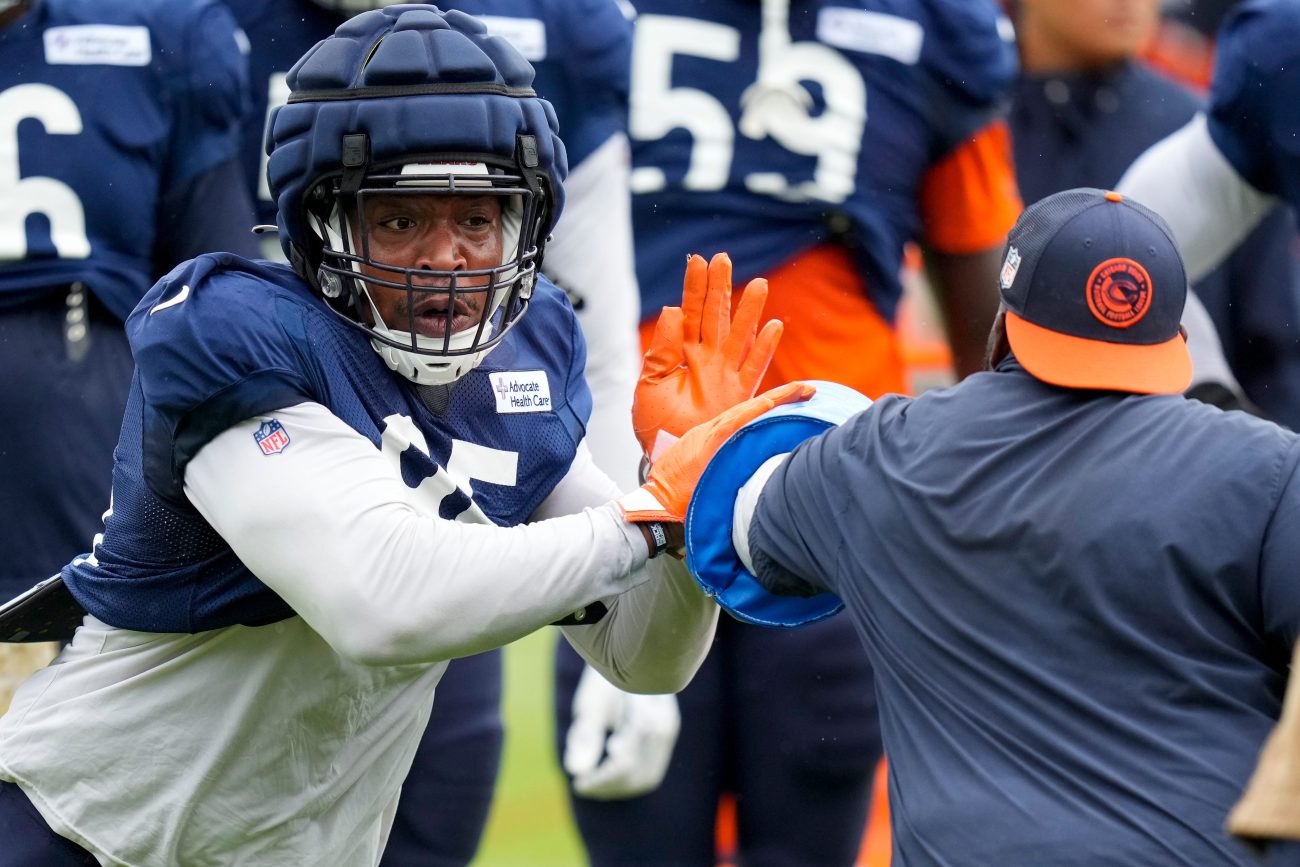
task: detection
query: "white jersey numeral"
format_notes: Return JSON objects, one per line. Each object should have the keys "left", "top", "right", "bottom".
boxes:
{"left": 72, "top": 489, "right": 114, "bottom": 570}
{"left": 630, "top": 15, "right": 739, "bottom": 194}
{"left": 0, "top": 83, "right": 92, "bottom": 260}
{"left": 738, "top": 0, "right": 866, "bottom": 203}
{"left": 380, "top": 414, "right": 519, "bottom": 523}
{"left": 630, "top": 10, "right": 867, "bottom": 204}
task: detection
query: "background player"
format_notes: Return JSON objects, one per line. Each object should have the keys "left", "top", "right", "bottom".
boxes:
{"left": 227, "top": 2, "right": 644, "bottom": 863}
{"left": 0, "top": 0, "right": 257, "bottom": 712}
{"left": 1119, "top": 0, "right": 1300, "bottom": 282}
{"left": 555, "top": 1, "right": 1023, "bottom": 864}
{"left": 1114, "top": 0, "right": 1300, "bottom": 844}
{"left": 1008, "top": 0, "right": 1300, "bottom": 425}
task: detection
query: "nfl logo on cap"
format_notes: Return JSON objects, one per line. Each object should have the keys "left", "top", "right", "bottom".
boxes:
{"left": 1000, "top": 246, "right": 1021, "bottom": 290}
{"left": 254, "top": 419, "right": 291, "bottom": 456}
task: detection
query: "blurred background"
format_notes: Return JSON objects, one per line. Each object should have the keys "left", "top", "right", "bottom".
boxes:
{"left": 475, "top": 631, "right": 585, "bottom": 866}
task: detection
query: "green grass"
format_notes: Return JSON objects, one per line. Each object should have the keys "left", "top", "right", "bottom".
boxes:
{"left": 473, "top": 629, "right": 586, "bottom": 867}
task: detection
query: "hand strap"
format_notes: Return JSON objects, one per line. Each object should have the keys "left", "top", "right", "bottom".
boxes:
{"left": 645, "top": 522, "right": 669, "bottom": 558}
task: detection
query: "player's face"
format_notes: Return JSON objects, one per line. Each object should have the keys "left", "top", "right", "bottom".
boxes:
{"left": 356, "top": 193, "right": 504, "bottom": 339}
{"left": 1019, "top": 0, "right": 1161, "bottom": 69}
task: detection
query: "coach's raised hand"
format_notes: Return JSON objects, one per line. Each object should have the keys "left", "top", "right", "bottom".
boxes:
{"left": 619, "top": 381, "right": 815, "bottom": 525}
{"left": 633, "top": 253, "right": 784, "bottom": 462}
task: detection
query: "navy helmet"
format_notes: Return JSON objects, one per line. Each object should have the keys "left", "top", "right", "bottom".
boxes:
{"left": 266, "top": 4, "right": 567, "bottom": 383}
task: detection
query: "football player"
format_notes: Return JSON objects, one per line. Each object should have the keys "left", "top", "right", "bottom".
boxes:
{"left": 555, "top": 1, "right": 1023, "bottom": 864}
{"left": 1119, "top": 0, "right": 1300, "bottom": 281}
{"left": 1115, "top": 0, "right": 1300, "bottom": 845}
{"left": 0, "top": 7, "right": 804, "bottom": 865}
{"left": 1010, "top": 0, "right": 1300, "bottom": 425}
{"left": 0, "top": 0, "right": 257, "bottom": 713}
{"left": 1115, "top": 0, "right": 1300, "bottom": 427}
{"left": 227, "top": 1, "right": 642, "bottom": 863}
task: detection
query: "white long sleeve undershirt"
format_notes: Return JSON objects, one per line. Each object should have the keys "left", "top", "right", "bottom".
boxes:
{"left": 731, "top": 453, "right": 788, "bottom": 574}
{"left": 184, "top": 402, "right": 715, "bottom": 690}
{"left": 1118, "top": 114, "right": 1278, "bottom": 284}
{"left": 1116, "top": 114, "right": 1275, "bottom": 394}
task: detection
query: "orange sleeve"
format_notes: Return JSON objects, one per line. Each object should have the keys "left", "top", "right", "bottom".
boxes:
{"left": 918, "top": 120, "right": 1023, "bottom": 255}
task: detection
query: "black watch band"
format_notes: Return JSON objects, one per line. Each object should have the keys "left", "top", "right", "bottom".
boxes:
{"left": 646, "top": 521, "right": 669, "bottom": 558}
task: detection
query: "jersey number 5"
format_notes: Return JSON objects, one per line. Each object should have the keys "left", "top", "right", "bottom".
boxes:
{"left": 0, "top": 83, "right": 91, "bottom": 261}
{"left": 381, "top": 414, "right": 519, "bottom": 524}
{"left": 629, "top": 12, "right": 866, "bottom": 204}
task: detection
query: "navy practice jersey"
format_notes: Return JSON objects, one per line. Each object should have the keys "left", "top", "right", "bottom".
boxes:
{"left": 628, "top": 0, "right": 1016, "bottom": 317}
{"left": 1207, "top": 0, "right": 1300, "bottom": 214}
{"left": 231, "top": 0, "right": 631, "bottom": 227}
{"left": 63, "top": 256, "right": 591, "bottom": 633}
{"left": 0, "top": 0, "right": 251, "bottom": 320}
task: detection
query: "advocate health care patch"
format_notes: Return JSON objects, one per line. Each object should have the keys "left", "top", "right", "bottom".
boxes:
{"left": 489, "top": 370, "right": 552, "bottom": 414}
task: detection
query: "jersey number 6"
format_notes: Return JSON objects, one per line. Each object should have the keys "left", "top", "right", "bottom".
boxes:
{"left": 0, "top": 83, "right": 91, "bottom": 261}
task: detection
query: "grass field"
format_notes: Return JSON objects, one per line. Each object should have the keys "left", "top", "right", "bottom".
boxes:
{"left": 473, "top": 628, "right": 586, "bottom": 867}
{"left": 470, "top": 628, "right": 890, "bottom": 867}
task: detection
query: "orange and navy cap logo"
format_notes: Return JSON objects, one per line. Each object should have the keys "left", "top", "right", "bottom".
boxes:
{"left": 1086, "top": 258, "right": 1153, "bottom": 328}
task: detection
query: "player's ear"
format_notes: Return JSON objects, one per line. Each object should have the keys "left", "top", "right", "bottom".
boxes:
{"left": 984, "top": 306, "right": 1011, "bottom": 370}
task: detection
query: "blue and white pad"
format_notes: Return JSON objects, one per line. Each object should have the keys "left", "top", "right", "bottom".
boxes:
{"left": 684, "top": 381, "right": 872, "bottom": 627}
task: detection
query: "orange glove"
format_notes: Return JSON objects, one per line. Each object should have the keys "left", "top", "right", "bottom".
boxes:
{"left": 634, "top": 253, "right": 784, "bottom": 461}
{"left": 619, "top": 381, "right": 816, "bottom": 523}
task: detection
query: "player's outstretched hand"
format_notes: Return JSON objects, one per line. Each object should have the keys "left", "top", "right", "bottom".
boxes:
{"left": 619, "top": 381, "right": 816, "bottom": 523}
{"left": 633, "top": 253, "right": 784, "bottom": 461}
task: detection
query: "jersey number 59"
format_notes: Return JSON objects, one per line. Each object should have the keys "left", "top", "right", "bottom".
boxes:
{"left": 629, "top": 13, "right": 866, "bottom": 204}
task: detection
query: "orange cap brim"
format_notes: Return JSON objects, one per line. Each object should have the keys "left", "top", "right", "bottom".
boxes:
{"left": 1005, "top": 311, "right": 1192, "bottom": 394}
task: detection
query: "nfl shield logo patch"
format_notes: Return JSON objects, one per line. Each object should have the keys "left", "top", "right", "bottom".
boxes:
{"left": 999, "top": 246, "right": 1022, "bottom": 290}
{"left": 254, "top": 419, "right": 291, "bottom": 456}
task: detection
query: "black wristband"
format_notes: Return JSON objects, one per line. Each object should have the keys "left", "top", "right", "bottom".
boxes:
{"left": 646, "top": 521, "right": 669, "bottom": 558}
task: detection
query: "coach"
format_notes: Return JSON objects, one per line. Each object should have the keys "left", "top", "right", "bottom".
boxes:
{"left": 714, "top": 188, "right": 1300, "bottom": 865}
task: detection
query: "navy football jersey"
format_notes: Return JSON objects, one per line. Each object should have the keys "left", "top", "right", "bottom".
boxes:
{"left": 627, "top": 0, "right": 1017, "bottom": 317}
{"left": 232, "top": 0, "right": 631, "bottom": 227}
{"left": 1206, "top": 0, "right": 1300, "bottom": 214}
{"left": 63, "top": 256, "right": 591, "bottom": 633}
{"left": 0, "top": 0, "right": 251, "bottom": 319}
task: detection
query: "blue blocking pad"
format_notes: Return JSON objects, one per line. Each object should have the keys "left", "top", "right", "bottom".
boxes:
{"left": 685, "top": 381, "right": 872, "bottom": 627}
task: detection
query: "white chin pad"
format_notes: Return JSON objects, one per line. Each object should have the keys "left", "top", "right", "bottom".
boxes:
{"left": 373, "top": 338, "right": 492, "bottom": 385}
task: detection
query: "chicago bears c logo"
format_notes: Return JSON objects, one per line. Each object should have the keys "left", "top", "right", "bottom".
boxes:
{"left": 1086, "top": 258, "right": 1152, "bottom": 328}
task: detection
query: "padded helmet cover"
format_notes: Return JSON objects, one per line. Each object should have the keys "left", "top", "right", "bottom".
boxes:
{"left": 265, "top": 4, "right": 568, "bottom": 277}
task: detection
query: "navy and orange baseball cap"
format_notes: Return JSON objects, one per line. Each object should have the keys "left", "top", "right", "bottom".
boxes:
{"left": 998, "top": 188, "right": 1192, "bottom": 394}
